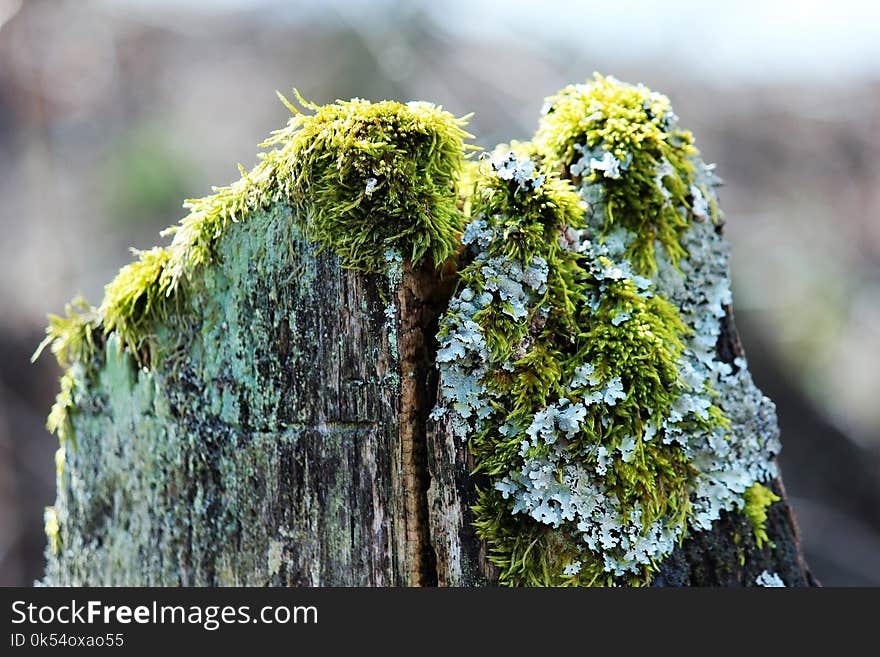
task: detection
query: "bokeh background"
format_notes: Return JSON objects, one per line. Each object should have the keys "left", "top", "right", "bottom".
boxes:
{"left": 1, "top": 0, "right": 879, "bottom": 585}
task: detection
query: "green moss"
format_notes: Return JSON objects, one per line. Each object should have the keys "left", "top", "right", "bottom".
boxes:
{"left": 451, "top": 155, "right": 725, "bottom": 586}
{"left": 277, "top": 94, "right": 475, "bottom": 269}
{"left": 36, "top": 91, "right": 474, "bottom": 409}
{"left": 473, "top": 489, "right": 614, "bottom": 587}
{"left": 100, "top": 246, "right": 174, "bottom": 363}
{"left": 533, "top": 73, "right": 713, "bottom": 275}
{"left": 33, "top": 297, "right": 100, "bottom": 370}
{"left": 54, "top": 445, "right": 65, "bottom": 480}
{"left": 743, "top": 482, "right": 780, "bottom": 549}
{"left": 46, "top": 370, "right": 78, "bottom": 450}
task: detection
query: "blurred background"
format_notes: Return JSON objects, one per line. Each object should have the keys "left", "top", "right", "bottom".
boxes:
{"left": 1, "top": 0, "right": 879, "bottom": 585}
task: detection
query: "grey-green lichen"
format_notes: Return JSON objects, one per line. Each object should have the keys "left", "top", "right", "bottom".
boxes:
{"left": 432, "top": 75, "right": 781, "bottom": 586}
{"left": 755, "top": 570, "right": 785, "bottom": 587}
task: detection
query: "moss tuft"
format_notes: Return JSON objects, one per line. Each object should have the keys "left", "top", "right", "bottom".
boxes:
{"left": 36, "top": 92, "right": 474, "bottom": 379}
{"left": 472, "top": 488, "right": 614, "bottom": 586}
{"left": 33, "top": 297, "right": 100, "bottom": 370}
{"left": 533, "top": 73, "right": 712, "bottom": 274}
{"left": 276, "top": 94, "right": 476, "bottom": 269}
{"left": 100, "top": 246, "right": 173, "bottom": 361}
{"left": 44, "top": 506, "right": 61, "bottom": 555}
{"left": 743, "top": 482, "right": 780, "bottom": 549}
{"left": 46, "top": 370, "right": 79, "bottom": 450}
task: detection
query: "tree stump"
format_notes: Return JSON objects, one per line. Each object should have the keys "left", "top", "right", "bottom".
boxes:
{"left": 38, "top": 79, "right": 813, "bottom": 587}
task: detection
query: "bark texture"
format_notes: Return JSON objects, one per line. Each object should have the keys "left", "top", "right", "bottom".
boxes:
{"left": 43, "top": 201, "right": 813, "bottom": 587}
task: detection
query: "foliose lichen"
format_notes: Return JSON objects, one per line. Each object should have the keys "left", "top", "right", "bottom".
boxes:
{"left": 432, "top": 75, "right": 781, "bottom": 586}
{"left": 755, "top": 570, "right": 785, "bottom": 587}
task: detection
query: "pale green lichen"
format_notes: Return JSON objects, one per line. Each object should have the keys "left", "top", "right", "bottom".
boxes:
{"left": 436, "top": 150, "right": 724, "bottom": 585}
{"left": 755, "top": 569, "right": 785, "bottom": 587}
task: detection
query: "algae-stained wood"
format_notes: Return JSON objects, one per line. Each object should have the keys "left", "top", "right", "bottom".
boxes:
{"left": 43, "top": 203, "right": 429, "bottom": 586}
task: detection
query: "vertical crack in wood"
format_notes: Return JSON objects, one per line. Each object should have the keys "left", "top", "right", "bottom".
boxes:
{"left": 395, "top": 261, "right": 454, "bottom": 586}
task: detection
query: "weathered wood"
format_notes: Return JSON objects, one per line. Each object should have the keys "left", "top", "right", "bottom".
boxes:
{"left": 44, "top": 204, "right": 439, "bottom": 586}
{"left": 426, "top": 414, "right": 493, "bottom": 586}
{"left": 42, "top": 202, "right": 813, "bottom": 586}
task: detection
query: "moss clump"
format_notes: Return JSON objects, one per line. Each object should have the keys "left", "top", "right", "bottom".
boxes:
{"left": 278, "top": 94, "right": 475, "bottom": 269}
{"left": 100, "top": 246, "right": 174, "bottom": 363}
{"left": 743, "top": 482, "right": 780, "bottom": 549}
{"left": 439, "top": 151, "right": 725, "bottom": 586}
{"left": 34, "top": 297, "right": 100, "bottom": 371}
{"left": 37, "top": 93, "right": 473, "bottom": 368}
{"left": 36, "top": 91, "right": 473, "bottom": 465}
{"left": 471, "top": 494, "right": 601, "bottom": 586}
{"left": 533, "top": 73, "right": 714, "bottom": 275}
{"left": 46, "top": 370, "right": 78, "bottom": 449}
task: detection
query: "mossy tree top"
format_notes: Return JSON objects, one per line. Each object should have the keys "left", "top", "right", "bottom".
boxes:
{"left": 36, "top": 94, "right": 475, "bottom": 374}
